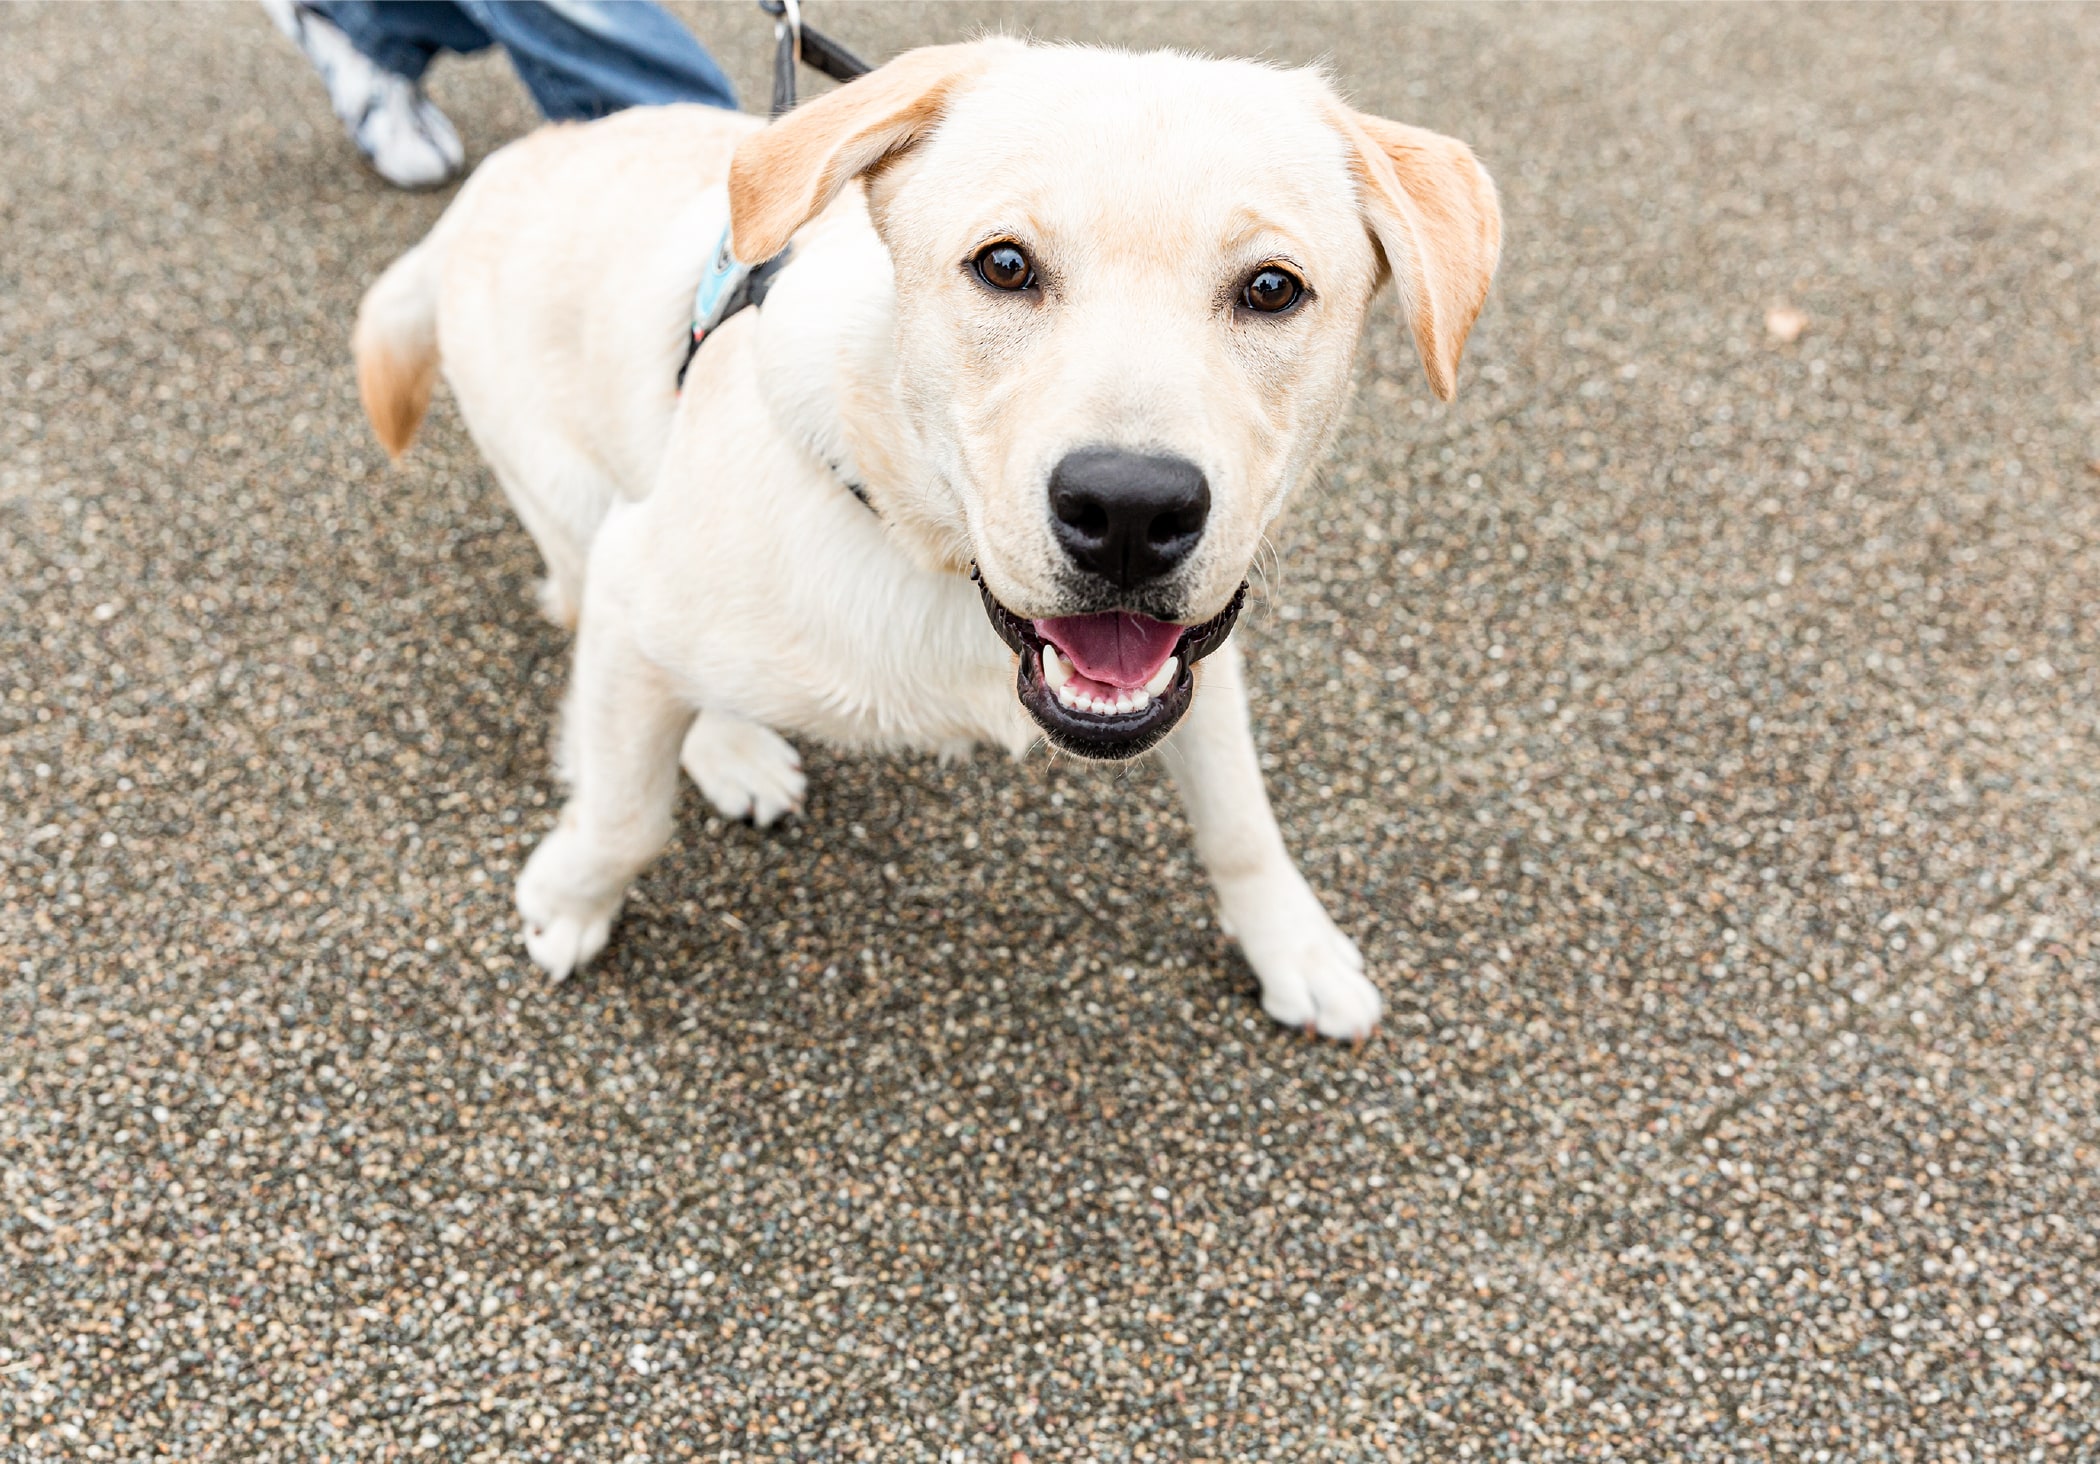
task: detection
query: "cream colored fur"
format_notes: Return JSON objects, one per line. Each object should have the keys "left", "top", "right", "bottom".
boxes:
{"left": 353, "top": 43, "right": 1500, "bottom": 1040}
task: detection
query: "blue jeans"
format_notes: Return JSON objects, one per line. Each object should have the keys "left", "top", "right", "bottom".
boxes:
{"left": 308, "top": 0, "right": 738, "bottom": 120}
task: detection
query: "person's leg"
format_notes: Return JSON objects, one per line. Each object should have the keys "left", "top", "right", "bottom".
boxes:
{"left": 455, "top": 0, "right": 738, "bottom": 120}
{"left": 259, "top": 0, "right": 472, "bottom": 187}
{"left": 301, "top": 1, "right": 495, "bottom": 82}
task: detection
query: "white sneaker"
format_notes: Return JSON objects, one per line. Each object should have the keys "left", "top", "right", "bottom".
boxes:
{"left": 259, "top": 0, "right": 465, "bottom": 189}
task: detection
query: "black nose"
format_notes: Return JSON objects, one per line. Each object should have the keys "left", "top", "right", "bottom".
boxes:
{"left": 1048, "top": 448, "right": 1210, "bottom": 589}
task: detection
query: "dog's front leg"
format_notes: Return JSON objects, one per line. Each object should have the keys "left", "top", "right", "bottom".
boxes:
{"left": 515, "top": 610, "right": 693, "bottom": 980}
{"left": 1158, "top": 642, "right": 1383, "bottom": 1040}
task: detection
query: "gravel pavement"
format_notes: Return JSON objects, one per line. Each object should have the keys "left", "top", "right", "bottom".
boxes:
{"left": 4, "top": 3, "right": 2098, "bottom": 1459}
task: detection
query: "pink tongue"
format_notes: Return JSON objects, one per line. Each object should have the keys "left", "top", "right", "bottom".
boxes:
{"left": 1033, "top": 612, "right": 1182, "bottom": 689}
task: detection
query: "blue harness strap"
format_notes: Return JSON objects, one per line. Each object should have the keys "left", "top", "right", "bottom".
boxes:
{"left": 670, "top": 3, "right": 876, "bottom": 507}
{"left": 673, "top": 224, "right": 871, "bottom": 511}
{"left": 675, "top": 229, "right": 790, "bottom": 391}
{"left": 675, "top": 0, "right": 872, "bottom": 390}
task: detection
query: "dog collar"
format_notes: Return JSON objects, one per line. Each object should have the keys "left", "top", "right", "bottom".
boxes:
{"left": 676, "top": 217, "right": 874, "bottom": 515}
{"left": 675, "top": 219, "right": 788, "bottom": 392}
{"left": 673, "top": 25, "right": 876, "bottom": 509}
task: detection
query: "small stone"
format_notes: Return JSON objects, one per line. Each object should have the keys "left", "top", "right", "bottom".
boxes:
{"left": 1764, "top": 305, "right": 1809, "bottom": 343}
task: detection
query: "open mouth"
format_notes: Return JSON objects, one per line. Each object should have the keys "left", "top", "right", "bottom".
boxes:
{"left": 973, "top": 567, "right": 1246, "bottom": 759}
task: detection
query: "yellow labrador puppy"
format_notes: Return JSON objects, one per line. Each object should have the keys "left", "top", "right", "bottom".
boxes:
{"left": 354, "top": 40, "right": 1499, "bottom": 1039}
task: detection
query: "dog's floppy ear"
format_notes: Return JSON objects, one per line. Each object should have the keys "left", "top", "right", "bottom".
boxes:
{"left": 1336, "top": 112, "right": 1501, "bottom": 402}
{"left": 729, "top": 41, "right": 1012, "bottom": 264}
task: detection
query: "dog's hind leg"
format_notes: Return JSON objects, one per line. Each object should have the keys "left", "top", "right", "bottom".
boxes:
{"left": 459, "top": 417, "right": 616, "bottom": 632}
{"left": 515, "top": 609, "right": 693, "bottom": 979}
{"left": 679, "top": 711, "right": 806, "bottom": 828}
{"left": 1157, "top": 642, "right": 1383, "bottom": 1042}
{"left": 483, "top": 455, "right": 601, "bottom": 632}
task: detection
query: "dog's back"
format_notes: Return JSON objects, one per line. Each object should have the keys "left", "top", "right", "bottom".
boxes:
{"left": 352, "top": 104, "right": 762, "bottom": 621}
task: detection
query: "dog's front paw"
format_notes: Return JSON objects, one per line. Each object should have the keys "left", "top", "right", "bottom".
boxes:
{"left": 521, "top": 905, "right": 614, "bottom": 981}
{"left": 1250, "top": 923, "right": 1381, "bottom": 1041}
{"left": 1220, "top": 877, "right": 1382, "bottom": 1041}
{"left": 681, "top": 713, "right": 806, "bottom": 828}
{"left": 516, "top": 835, "right": 623, "bottom": 981}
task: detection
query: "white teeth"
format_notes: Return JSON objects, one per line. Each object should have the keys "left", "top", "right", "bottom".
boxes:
{"left": 1043, "top": 647, "right": 1163, "bottom": 718}
{"left": 1057, "top": 685, "right": 1141, "bottom": 717}
{"left": 1042, "top": 645, "right": 1073, "bottom": 690}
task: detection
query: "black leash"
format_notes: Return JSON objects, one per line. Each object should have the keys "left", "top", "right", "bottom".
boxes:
{"left": 759, "top": 0, "right": 873, "bottom": 114}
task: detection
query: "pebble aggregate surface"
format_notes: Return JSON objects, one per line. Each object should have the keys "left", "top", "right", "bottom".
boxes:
{"left": 3, "top": 3, "right": 2097, "bottom": 1460}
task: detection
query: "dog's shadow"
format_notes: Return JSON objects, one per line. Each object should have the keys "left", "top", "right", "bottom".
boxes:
{"left": 608, "top": 740, "right": 1265, "bottom": 1039}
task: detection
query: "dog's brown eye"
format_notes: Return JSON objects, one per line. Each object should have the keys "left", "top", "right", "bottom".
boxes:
{"left": 1242, "top": 266, "right": 1303, "bottom": 314}
{"left": 973, "top": 242, "right": 1035, "bottom": 292}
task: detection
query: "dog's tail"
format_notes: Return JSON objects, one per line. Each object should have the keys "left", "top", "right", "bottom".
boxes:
{"left": 352, "top": 235, "right": 444, "bottom": 460}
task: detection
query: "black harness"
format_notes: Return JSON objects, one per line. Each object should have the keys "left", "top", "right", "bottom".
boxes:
{"left": 674, "top": 1, "right": 874, "bottom": 509}
{"left": 673, "top": 249, "right": 792, "bottom": 391}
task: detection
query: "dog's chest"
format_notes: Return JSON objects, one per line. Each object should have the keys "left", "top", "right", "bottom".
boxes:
{"left": 619, "top": 486, "right": 1032, "bottom": 759}
{"left": 747, "top": 555, "right": 1033, "bottom": 757}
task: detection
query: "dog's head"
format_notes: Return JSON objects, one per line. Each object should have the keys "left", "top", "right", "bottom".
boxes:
{"left": 730, "top": 41, "right": 1500, "bottom": 758}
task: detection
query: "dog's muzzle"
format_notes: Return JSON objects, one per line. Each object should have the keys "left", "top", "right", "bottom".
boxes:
{"left": 973, "top": 567, "right": 1245, "bottom": 759}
